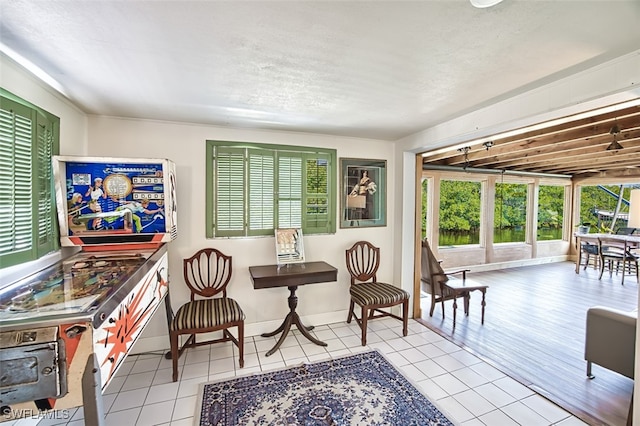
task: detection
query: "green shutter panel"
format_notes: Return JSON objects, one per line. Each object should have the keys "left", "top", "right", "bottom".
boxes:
{"left": 0, "top": 103, "right": 34, "bottom": 262}
{"left": 35, "top": 115, "right": 56, "bottom": 255}
{"left": 277, "top": 154, "right": 302, "bottom": 229}
{"left": 214, "top": 147, "right": 246, "bottom": 237}
{"left": 303, "top": 154, "right": 331, "bottom": 233}
{"left": 248, "top": 149, "right": 275, "bottom": 235}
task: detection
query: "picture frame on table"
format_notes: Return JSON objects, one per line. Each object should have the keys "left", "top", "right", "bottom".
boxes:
{"left": 275, "top": 228, "right": 305, "bottom": 264}
{"left": 340, "top": 158, "right": 386, "bottom": 228}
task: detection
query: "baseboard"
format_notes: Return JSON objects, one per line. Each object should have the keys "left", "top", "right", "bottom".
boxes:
{"left": 130, "top": 309, "right": 352, "bottom": 355}
{"left": 467, "top": 255, "right": 571, "bottom": 273}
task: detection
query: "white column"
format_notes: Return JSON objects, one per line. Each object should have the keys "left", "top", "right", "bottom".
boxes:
{"left": 628, "top": 189, "right": 640, "bottom": 228}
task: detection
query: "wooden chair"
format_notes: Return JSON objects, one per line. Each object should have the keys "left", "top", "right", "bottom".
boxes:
{"left": 614, "top": 227, "right": 636, "bottom": 235}
{"left": 345, "top": 241, "right": 409, "bottom": 346}
{"left": 420, "top": 238, "right": 459, "bottom": 317}
{"left": 420, "top": 238, "right": 488, "bottom": 325}
{"left": 169, "top": 248, "right": 244, "bottom": 382}
{"left": 580, "top": 241, "right": 600, "bottom": 270}
{"left": 598, "top": 237, "right": 639, "bottom": 285}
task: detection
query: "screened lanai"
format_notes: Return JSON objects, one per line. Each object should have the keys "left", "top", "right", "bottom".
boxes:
{"left": 416, "top": 99, "right": 640, "bottom": 272}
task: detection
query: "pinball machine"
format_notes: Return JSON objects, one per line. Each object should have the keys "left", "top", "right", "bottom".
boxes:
{"left": 0, "top": 156, "right": 177, "bottom": 424}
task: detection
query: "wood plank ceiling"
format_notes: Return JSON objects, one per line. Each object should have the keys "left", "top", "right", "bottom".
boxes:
{"left": 421, "top": 103, "right": 640, "bottom": 180}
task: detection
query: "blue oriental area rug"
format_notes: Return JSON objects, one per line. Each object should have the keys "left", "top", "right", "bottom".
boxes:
{"left": 196, "top": 350, "right": 455, "bottom": 425}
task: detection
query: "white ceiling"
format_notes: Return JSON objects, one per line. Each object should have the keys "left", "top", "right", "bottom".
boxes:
{"left": 1, "top": 0, "right": 639, "bottom": 141}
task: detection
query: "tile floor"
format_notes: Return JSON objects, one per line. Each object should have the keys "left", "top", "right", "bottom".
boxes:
{"left": 7, "top": 319, "right": 588, "bottom": 426}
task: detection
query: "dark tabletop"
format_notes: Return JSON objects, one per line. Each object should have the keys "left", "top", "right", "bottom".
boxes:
{"left": 249, "top": 261, "right": 338, "bottom": 289}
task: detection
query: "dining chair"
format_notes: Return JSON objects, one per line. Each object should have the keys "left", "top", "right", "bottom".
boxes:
{"left": 345, "top": 241, "right": 409, "bottom": 346}
{"left": 169, "top": 248, "right": 245, "bottom": 382}
{"left": 598, "top": 237, "right": 639, "bottom": 285}
{"left": 614, "top": 227, "right": 636, "bottom": 235}
{"left": 580, "top": 241, "right": 600, "bottom": 270}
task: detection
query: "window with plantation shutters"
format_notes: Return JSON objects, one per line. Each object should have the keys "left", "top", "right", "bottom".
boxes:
{"left": 277, "top": 154, "right": 303, "bottom": 229}
{"left": 249, "top": 149, "right": 275, "bottom": 234}
{"left": 0, "top": 89, "right": 59, "bottom": 269}
{"left": 214, "top": 147, "right": 246, "bottom": 237}
{"left": 206, "top": 141, "right": 336, "bottom": 238}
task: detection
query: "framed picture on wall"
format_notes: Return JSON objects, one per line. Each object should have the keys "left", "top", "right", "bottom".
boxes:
{"left": 340, "top": 158, "right": 387, "bottom": 228}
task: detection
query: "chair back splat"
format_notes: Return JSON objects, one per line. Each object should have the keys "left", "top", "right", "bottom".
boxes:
{"left": 345, "top": 241, "right": 380, "bottom": 283}
{"left": 184, "top": 248, "right": 232, "bottom": 299}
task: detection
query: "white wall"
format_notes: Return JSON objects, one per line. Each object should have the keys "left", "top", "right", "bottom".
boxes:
{"left": 86, "top": 116, "right": 396, "bottom": 350}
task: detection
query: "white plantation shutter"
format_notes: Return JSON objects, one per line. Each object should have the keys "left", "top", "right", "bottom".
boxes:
{"left": 207, "top": 141, "right": 335, "bottom": 238}
{"left": 248, "top": 149, "right": 275, "bottom": 234}
{"left": 0, "top": 91, "right": 59, "bottom": 269}
{"left": 214, "top": 147, "right": 245, "bottom": 236}
{"left": 277, "top": 154, "right": 302, "bottom": 229}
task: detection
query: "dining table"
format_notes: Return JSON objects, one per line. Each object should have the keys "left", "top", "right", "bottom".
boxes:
{"left": 574, "top": 232, "right": 640, "bottom": 283}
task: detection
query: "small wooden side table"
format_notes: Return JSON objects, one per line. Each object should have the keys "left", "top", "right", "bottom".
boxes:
{"left": 249, "top": 261, "right": 338, "bottom": 356}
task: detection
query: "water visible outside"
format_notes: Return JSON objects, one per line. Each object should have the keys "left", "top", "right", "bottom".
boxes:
{"left": 439, "top": 227, "right": 563, "bottom": 247}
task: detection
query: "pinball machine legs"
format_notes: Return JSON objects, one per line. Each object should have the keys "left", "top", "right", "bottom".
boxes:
{"left": 81, "top": 353, "right": 104, "bottom": 426}
{"left": 163, "top": 290, "right": 174, "bottom": 361}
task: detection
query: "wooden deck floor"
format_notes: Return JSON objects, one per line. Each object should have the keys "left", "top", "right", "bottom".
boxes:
{"left": 417, "top": 260, "right": 636, "bottom": 426}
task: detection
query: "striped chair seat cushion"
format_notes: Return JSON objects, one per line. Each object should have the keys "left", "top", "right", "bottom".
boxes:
{"left": 350, "top": 282, "right": 409, "bottom": 306}
{"left": 170, "top": 298, "right": 245, "bottom": 331}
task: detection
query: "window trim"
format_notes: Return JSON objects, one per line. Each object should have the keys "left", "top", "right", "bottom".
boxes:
{"left": 205, "top": 140, "right": 336, "bottom": 238}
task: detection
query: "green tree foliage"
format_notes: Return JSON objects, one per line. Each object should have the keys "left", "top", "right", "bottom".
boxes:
{"left": 421, "top": 179, "right": 428, "bottom": 238}
{"left": 305, "top": 159, "right": 328, "bottom": 215}
{"left": 579, "top": 185, "right": 631, "bottom": 227}
{"left": 439, "top": 180, "right": 481, "bottom": 231}
{"left": 494, "top": 182, "right": 526, "bottom": 229}
{"left": 538, "top": 185, "right": 564, "bottom": 241}
{"left": 422, "top": 178, "right": 634, "bottom": 244}
{"left": 538, "top": 185, "right": 564, "bottom": 228}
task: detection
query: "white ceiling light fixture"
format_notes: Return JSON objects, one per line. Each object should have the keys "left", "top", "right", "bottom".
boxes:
{"left": 470, "top": 0, "right": 504, "bottom": 8}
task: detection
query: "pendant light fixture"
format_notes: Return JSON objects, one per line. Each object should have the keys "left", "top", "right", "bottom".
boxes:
{"left": 458, "top": 146, "right": 471, "bottom": 170}
{"left": 605, "top": 122, "right": 624, "bottom": 151}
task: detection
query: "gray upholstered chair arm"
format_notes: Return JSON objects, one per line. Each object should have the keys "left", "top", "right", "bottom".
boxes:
{"left": 584, "top": 306, "right": 636, "bottom": 379}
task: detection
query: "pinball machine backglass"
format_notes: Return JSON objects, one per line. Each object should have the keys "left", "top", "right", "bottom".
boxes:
{"left": 53, "top": 156, "right": 178, "bottom": 248}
